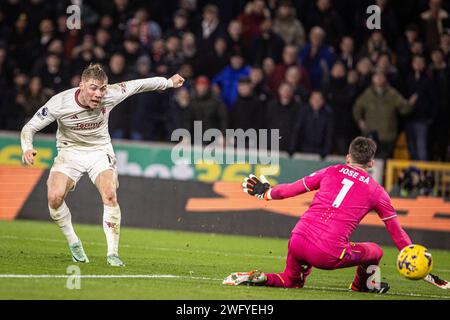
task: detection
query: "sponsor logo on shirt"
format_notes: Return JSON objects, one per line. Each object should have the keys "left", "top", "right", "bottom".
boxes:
{"left": 72, "top": 121, "right": 103, "bottom": 130}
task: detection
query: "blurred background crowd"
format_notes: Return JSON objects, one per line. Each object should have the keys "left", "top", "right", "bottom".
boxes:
{"left": 0, "top": 0, "right": 449, "bottom": 161}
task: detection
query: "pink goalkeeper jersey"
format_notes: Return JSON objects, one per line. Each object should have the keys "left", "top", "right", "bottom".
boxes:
{"left": 270, "top": 164, "right": 405, "bottom": 258}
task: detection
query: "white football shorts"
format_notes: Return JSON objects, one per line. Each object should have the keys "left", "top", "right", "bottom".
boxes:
{"left": 50, "top": 145, "right": 119, "bottom": 189}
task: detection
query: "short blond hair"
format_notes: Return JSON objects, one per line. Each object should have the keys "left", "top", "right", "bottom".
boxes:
{"left": 81, "top": 63, "right": 108, "bottom": 83}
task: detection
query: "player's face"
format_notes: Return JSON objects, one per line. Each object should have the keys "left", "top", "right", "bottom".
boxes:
{"left": 80, "top": 79, "right": 107, "bottom": 109}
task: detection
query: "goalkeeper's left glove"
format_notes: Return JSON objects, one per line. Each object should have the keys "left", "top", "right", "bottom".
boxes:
{"left": 242, "top": 174, "right": 271, "bottom": 200}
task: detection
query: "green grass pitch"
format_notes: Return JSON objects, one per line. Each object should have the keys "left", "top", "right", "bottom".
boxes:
{"left": 0, "top": 220, "right": 448, "bottom": 300}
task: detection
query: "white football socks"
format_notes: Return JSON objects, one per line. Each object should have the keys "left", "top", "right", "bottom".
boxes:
{"left": 103, "top": 204, "right": 121, "bottom": 256}
{"left": 48, "top": 202, "right": 79, "bottom": 245}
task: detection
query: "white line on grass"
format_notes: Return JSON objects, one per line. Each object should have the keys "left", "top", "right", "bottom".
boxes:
{"left": 0, "top": 274, "right": 448, "bottom": 299}
{"left": 3, "top": 234, "right": 450, "bottom": 273}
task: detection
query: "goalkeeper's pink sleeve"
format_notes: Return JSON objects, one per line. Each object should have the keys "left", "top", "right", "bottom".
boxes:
{"left": 373, "top": 187, "right": 412, "bottom": 250}
{"left": 384, "top": 217, "right": 412, "bottom": 251}
{"left": 269, "top": 166, "right": 330, "bottom": 200}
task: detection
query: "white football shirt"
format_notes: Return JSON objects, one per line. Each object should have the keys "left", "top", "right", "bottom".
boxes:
{"left": 21, "top": 77, "right": 173, "bottom": 152}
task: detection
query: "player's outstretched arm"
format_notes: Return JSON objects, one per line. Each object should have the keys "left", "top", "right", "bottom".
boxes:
{"left": 109, "top": 74, "right": 185, "bottom": 105}
{"left": 21, "top": 98, "right": 57, "bottom": 166}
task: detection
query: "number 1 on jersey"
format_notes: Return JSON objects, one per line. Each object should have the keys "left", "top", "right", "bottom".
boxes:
{"left": 332, "top": 178, "right": 354, "bottom": 208}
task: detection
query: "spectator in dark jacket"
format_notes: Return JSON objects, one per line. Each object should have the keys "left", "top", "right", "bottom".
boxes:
{"left": 428, "top": 48, "right": 450, "bottom": 161}
{"left": 326, "top": 62, "right": 358, "bottom": 155}
{"left": 198, "top": 37, "right": 229, "bottom": 79}
{"left": 338, "top": 36, "right": 356, "bottom": 70}
{"left": 129, "top": 55, "right": 168, "bottom": 141}
{"left": 291, "top": 91, "right": 334, "bottom": 158}
{"left": 186, "top": 76, "right": 228, "bottom": 138}
{"left": 251, "top": 18, "right": 285, "bottom": 65}
{"left": 230, "top": 76, "right": 265, "bottom": 149}
{"left": 265, "top": 82, "right": 301, "bottom": 152}
{"left": 404, "top": 55, "right": 437, "bottom": 160}
{"left": 299, "top": 26, "right": 336, "bottom": 90}
{"left": 306, "top": 0, "right": 346, "bottom": 48}
{"left": 196, "top": 4, "right": 225, "bottom": 56}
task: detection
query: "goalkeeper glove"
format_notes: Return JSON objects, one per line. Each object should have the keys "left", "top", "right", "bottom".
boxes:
{"left": 242, "top": 174, "right": 271, "bottom": 200}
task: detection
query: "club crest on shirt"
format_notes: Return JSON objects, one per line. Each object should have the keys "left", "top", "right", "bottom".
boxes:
{"left": 119, "top": 82, "right": 126, "bottom": 94}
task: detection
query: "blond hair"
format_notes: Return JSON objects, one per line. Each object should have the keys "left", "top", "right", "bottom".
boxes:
{"left": 81, "top": 63, "right": 108, "bottom": 83}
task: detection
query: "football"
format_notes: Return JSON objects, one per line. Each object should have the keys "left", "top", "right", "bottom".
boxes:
{"left": 397, "top": 244, "right": 433, "bottom": 280}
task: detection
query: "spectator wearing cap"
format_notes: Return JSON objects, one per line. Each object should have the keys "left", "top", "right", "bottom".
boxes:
{"left": 212, "top": 52, "right": 251, "bottom": 109}
{"left": 353, "top": 71, "right": 417, "bottom": 159}
{"left": 428, "top": 48, "right": 450, "bottom": 161}
{"left": 230, "top": 76, "right": 265, "bottom": 149}
{"left": 299, "top": 26, "right": 336, "bottom": 90}
{"left": 291, "top": 91, "right": 334, "bottom": 158}
{"left": 186, "top": 76, "right": 228, "bottom": 138}
{"left": 404, "top": 55, "right": 437, "bottom": 161}
{"left": 264, "top": 82, "right": 302, "bottom": 152}
{"left": 272, "top": 0, "right": 305, "bottom": 48}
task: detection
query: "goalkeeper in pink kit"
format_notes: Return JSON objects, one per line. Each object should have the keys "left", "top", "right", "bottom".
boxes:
{"left": 224, "top": 137, "right": 447, "bottom": 293}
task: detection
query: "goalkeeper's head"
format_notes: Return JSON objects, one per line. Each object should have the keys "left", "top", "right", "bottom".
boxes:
{"left": 79, "top": 63, "right": 108, "bottom": 109}
{"left": 347, "top": 137, "right": 377, "bottom": 170}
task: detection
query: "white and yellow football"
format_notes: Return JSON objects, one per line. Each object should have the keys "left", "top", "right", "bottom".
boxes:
{"left": 397, "top": 244, "right": 433, "bottom": 280}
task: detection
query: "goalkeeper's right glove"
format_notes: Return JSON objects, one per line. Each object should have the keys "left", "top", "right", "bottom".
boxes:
{"left": 242, "top": 174, "right": 271, "bottom": 200}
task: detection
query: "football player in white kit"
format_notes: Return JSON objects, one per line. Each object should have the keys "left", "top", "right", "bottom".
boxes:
{"left": 20, "top": 64, "right": 185, "bottom": 266}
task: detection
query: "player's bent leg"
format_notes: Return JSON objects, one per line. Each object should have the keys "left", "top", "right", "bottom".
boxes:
{"left": 224, "top": 234, "right": 312, "bottom": 288}
{"left": 336, "top": 242, "right": 388, "bottom": 293}
{"left": 47, "top": 171, "right": 89, "bottom": 263}
{"left": 95, "top": 169, "right": 124, "bottom": 267}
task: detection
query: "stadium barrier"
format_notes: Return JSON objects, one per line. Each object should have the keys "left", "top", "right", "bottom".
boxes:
{"left": 385, "top": 159, "right": 450, "bottom": 197}
{"left": 0, "top": 131, "right": 449, "bottom": 249}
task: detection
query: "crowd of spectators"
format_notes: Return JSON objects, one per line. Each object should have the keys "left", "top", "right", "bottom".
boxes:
{"left": 0, "top": 0, "right": 449, "bottom": 161}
